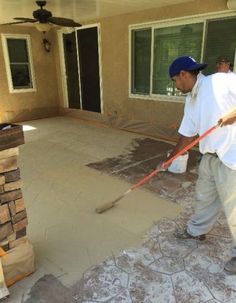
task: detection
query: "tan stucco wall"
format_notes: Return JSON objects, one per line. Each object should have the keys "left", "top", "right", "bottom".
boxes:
{"left": 98, "top": 0, "right": 229, "bottom": 134}
{"left": 0, "top": 25, "right": 59, "bottom": 123}
{"left": 0, "top": 0, "right": 231, "bottom": 135}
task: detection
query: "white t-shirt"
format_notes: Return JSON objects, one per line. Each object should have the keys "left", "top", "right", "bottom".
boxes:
{"left": 179, "top": 72, "right": 236, "bottom": 169}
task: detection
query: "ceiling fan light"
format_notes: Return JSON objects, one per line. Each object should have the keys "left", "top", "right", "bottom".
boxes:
{"left": 35, "top": 23, "right": 51, "bottom": 32}
{"left": 63, "top": 27, "right": 75, "bottom": 34}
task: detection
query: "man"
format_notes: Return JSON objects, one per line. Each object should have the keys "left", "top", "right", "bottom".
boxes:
{"left": 216, "top": 56, "right": 233, "bottom": 73}
{"left": 165, "top": 56, "right": 236, "bottom": 274}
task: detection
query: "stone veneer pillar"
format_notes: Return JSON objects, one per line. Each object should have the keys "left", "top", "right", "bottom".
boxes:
{"left": 0, "top": 125, "right": 28, "bottom": 251}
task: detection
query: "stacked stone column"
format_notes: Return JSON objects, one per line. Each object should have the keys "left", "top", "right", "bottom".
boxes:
{"left": 0, "top": 125, "right": 27, "bottom": 252}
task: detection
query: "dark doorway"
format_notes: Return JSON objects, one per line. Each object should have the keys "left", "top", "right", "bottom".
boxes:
{"left": 77, "top": 27, "right": 101, "bottom": 113}
{"left": 63, "top": 32, "right": 80, "bottom": 109}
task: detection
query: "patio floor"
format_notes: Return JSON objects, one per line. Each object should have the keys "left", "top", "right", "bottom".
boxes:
{"left": 4, "top": 116, "right": 236, "bottom": 303}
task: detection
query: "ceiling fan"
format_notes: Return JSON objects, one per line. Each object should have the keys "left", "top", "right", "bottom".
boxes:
{"left": 1, "top": 0, "right": 81, "bottom": 30}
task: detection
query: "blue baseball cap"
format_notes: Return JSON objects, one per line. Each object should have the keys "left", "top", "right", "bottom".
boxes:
{"left": 169, "top": 56, "right": 207, "bottom": 77}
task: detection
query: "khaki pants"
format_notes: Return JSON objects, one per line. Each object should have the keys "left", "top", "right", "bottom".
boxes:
{"left": 187, "top": 154, "right": 236, "bottom": 256}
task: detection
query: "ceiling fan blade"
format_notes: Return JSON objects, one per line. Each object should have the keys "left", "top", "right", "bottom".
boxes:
{"left": 48, "top": 17, "right": 81, "bottom": 27}
{"left": 14, "top": 17, "right": 37, "bottom": 22}
{"left": 0, "top": 17, "right": 37, "bottom": 25}
{"left": 0, "top": 21, "right": 36, "bottom": 25}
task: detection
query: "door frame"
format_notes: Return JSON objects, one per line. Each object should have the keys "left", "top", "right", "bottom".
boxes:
{"left": 57, "top": 23, "right": 103, "bottom": 113}
{"left": 234, "top": 48, "right": 236, "bottom": 73}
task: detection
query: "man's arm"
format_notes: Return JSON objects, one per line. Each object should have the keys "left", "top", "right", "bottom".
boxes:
{"left": 218, "top": 108, "right": 236, "bottom": 126}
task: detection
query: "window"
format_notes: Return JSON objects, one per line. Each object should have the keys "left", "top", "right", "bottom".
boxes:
{"left": 1, "top": 34, "right": 36, "bottom": 93}
{"left": 152, "top": 23, "right": 203, "bottom": 96}
{"left": 131, "top": 28, "right": 151, "bottom": 94}
{"left": 130, "top": 16, "right": 236, "bottom": 99}
{"left": 204, "top": 18, "right": 236, "bottom": 74}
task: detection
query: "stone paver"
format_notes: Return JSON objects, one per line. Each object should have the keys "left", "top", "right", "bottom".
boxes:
{"left": 72, "top": 211, "right": 236, "bottom": 302}
{"left": 71, "top": 137, "right": 236, "bottom": 302}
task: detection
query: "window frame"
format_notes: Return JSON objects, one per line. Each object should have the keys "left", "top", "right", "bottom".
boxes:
{"left": 1, "top": 33, "right": 36, "bottom": 93}
{"left": 129, "top": 10, "right": 236, "bottom": 103}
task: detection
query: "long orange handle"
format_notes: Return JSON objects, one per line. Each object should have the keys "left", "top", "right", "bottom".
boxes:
{"left": 131, "top": 124, "right": 218, "bottom": 190}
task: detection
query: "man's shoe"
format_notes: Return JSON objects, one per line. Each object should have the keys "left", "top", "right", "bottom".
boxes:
{"left": 224, "top": 257, "right": 236, "bottom": 274}
{"left": 174, "top": 229, "right": 206, "bottom": 241}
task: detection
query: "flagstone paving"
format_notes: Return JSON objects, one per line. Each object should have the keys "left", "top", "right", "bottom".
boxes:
{"left": 71, "top": 137, "right": 236, "bottom": 302}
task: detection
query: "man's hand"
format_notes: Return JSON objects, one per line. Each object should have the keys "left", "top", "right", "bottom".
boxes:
{"left": 156, "top": 150, "right": 174, "bottom": 171}
{"left": 156, "top": 162, "right": 167, "bottom": 172}
{"left": 218, "top": 108, "right": 236, "bottom": 127}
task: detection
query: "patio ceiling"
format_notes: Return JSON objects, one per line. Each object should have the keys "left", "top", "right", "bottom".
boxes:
{"left": 0, "top": 0, "right": 195, "bottom": 26}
